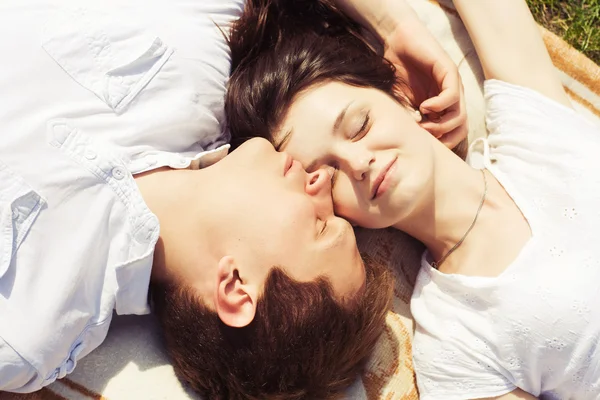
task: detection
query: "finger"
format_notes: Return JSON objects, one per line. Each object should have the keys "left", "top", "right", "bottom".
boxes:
{"left": 420, "top": 106, "right": 466, "bottom": 138}
{"left": 420, "top": 90, "right": 458, "bottom": 114}
{"left": 420, "top": 68, "right": 461, "bottom": 114}
{"left": 444, "top": 85, "right": 469, "bottom": 148}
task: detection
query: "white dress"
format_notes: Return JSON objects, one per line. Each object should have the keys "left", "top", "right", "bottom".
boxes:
{"left": 411, "top": 80, "right": 600, "bottom": 399}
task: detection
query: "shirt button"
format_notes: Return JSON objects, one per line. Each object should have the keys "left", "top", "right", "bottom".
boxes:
{"left": 84, "top": 150, "right": 97, "bottom": 160}
{"left": 178, "top": 157, "right": 188, "bottom": 167}
{"left": 112, "top": 167, "right": 126, "bottom": 180}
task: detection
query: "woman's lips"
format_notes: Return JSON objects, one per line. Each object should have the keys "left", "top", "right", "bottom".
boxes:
{"left": 371, "top": 157, "right": 398, "bottom": 200}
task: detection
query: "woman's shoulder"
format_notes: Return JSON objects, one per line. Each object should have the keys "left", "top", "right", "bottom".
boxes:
{"left": 483, "top": 79, "right": 599, "bottom": 142}
{"left": 470, "top": 80, "right": 600, "bottom": 220}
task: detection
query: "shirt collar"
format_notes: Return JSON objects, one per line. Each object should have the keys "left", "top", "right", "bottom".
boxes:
{"left": 114, "top": 215, "right": 160, "bottom": 316}
{"left": 189, "top": 143, "right": 230, "bottom": 170}
{"left": 113, "top": 144, "right": 229, "bottom": 315}
{"left": 114, "top": 253, "right": 155, "bottom": 315}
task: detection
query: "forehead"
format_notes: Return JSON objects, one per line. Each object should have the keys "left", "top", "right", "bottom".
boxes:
{"left": 277, "top": 82, "right": 356, "bottom": 161}
{"left": 285, "top": 82, "right": 354, "bottom": 125}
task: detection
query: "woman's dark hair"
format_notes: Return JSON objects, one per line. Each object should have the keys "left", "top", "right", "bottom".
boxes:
{"left": 225, "top": 0, "right": 467, "bottom": 159}
{"left": 226, "top": 0, "right": 413, "bottom": 149}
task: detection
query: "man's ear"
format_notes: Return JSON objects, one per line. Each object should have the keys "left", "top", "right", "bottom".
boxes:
{"left": 214, "top": 256, "right": 258, "bottom": 328}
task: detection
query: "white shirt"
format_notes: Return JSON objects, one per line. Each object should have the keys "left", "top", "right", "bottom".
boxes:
{"left": 411, "top": 80, "right": 600, "bottom": 399}
{"left": 0, "top": 0, "right": 244, "bottom": 392}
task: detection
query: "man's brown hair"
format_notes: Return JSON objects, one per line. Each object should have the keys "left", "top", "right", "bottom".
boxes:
{"left": 151, "top": 256, "right": 393, "bottom": 399}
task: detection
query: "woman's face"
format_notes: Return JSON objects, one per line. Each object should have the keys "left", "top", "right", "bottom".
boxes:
{"left": 275, "top": 81, "right": 437, "bottom": 228}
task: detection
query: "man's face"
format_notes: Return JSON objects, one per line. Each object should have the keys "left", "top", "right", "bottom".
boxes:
{"left": 216, "top": 138, "right": 365, "bottom": 300}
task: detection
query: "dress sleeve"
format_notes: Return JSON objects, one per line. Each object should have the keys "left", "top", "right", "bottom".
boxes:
{"left": 411, "top": 268, "right": 517, "bottom": 400}
{"left": 412, "top": 325, "right": 517, "bottom": 400}
{"left": 483, "top": 79, "right": 595, "bottom": 148}
{"left": 473, "top": 79, "right": 600, "bottom": 210}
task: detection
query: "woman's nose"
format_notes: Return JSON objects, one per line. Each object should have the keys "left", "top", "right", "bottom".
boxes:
{"left": 344, "top": 151, "right": 375, "bottom": 181}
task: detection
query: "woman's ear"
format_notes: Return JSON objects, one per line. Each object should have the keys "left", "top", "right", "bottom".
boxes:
{"left": 213, "top": 256, "right": 258, "bottom": 328}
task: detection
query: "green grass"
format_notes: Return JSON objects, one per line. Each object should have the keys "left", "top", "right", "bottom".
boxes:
{"left": 527, "top": 0, "right": 600, "bottom": 64}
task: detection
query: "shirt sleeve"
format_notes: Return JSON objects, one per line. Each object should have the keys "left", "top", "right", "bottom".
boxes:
{"left": 0, "top": 337, "right": 41, "bottom": 393}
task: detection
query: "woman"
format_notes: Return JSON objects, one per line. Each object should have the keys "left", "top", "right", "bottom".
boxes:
{"left": 226, "top": 0, "right": 600, "bottom": 399}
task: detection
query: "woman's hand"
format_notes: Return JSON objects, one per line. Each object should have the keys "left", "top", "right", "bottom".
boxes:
{"left": 383, "top": 19, "right": 468, "bottom": 149}
{"left": 334, "top": 0, "right": 468, "bottom": 148}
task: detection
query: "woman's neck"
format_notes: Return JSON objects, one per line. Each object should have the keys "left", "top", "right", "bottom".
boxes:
{"left": 392, "top": 148, "right": 531, "bottom": 275}
{"left": 392, "top": 151, "right": 492, "bottom": 265}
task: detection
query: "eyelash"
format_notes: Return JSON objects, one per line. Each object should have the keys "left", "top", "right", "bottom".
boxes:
{"left": 351, "top": 112, "right": 371, "bottom": 141}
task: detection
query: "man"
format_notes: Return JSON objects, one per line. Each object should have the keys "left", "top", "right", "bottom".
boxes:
{"left": 0, "top": 0, "right": 464, "bottom": 397}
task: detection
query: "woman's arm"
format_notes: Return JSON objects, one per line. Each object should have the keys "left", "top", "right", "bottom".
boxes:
{"left": 332, "top": 0, "right": 407, "bottom": 40}
{"left": 453, "top": 0, "right": 571, "bottom": 108}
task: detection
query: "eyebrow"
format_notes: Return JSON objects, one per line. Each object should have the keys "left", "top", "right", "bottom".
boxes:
{"left": 334, "top": 101, "right": 353, "bottom": 133}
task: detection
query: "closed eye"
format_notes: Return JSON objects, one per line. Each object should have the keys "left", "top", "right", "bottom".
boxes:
{"left": 350, "top": 111, "right": 371, "bottom": 141}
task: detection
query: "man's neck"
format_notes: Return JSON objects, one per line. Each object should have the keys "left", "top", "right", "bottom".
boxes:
{"left": 134, "top": 167, "right": 216, "bottom": 298}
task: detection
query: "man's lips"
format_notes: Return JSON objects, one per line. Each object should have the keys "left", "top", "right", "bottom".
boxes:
{"left": 371, "top": 157, "right": 398, "bottom": 200}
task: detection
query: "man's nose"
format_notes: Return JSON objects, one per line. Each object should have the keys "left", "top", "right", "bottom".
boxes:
{"left": 305, "top": 168, "right": 334, "bottom": 216}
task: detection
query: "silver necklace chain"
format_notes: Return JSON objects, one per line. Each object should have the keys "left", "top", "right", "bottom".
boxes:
{"left": 432, "top": 169, "right": 488, "bottom": 270}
